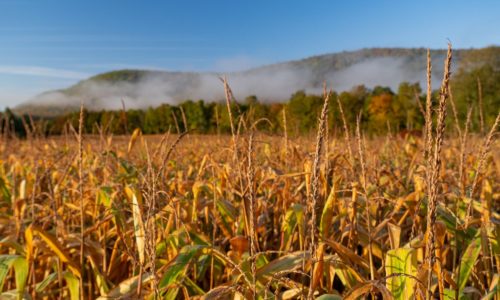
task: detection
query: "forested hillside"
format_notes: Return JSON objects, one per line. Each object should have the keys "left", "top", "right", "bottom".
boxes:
{"left": 4, "top": 46, "right": 499, "bottom": 136}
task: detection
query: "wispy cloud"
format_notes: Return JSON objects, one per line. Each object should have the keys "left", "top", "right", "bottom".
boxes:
{"left": 0, "top": 34, "right": 208, "bottom": 43}
{"left": 0, "top": 66, "right": 89, "bottom": 79}
{"left": 0, "top": 46, "right": 230, "bottom": 51}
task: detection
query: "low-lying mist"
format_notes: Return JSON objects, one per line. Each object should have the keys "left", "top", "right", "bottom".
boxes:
{"left": 22, "top": 54, "right": 447, "bottom": 111}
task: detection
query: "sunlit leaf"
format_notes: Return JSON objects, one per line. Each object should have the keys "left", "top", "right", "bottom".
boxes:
{"left": 385, "top": 247, "right": 417, "bottom": 300}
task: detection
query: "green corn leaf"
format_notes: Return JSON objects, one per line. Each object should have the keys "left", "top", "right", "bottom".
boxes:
{"left": 457, "top": 234, "right": 482, "bottom": 292}
{"left": 63, "top": 272, "right": 80, "bottom": 300}
{"left": 280, "top": 204, "right": 303, "bottom": 251}
{"left": 0, "top": 255, "right": 29, "bottom": 299}
{"left": 320, "top": 185, "right": 337, "bottom": 239}
{"left": 256, "top": 251, "right": 309, "bottom": 282}
{"left": 35, "top": 272, "right": 59, "bottom": 293}
{"left": 158, "top": 245, "right": 207, "bottom": 289}
{"left": 385, "top": 247, "right": 417, "bottom": 300}
{"left": 97, "top": 272, "right": 154, "bottom": 300}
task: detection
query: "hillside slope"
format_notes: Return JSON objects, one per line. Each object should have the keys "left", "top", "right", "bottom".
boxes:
{"left": 14, "top": 46, "right": 499, "bottom": 116}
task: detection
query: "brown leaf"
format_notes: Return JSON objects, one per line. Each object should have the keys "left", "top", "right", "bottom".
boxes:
{"left": 230, "top": 235, "right": 249, "bottom": 256}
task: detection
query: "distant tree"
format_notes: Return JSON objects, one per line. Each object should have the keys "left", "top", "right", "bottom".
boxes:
{"left": 85, "top": 110, "right": 101, "bottom": 134}
{"left": 452, "top": 64, "right": 500, "bottom": 130}
{"left": 144, "top": 107, "right": 159, "bottom": 134}
{"left": 3, "top": 108, "right": 26, "bottom": 137}
{"left": 371, "top": 86, "right": 393, "bottom": 96}
{"left": 127, "top": 109, "right": 145, "bottom": 133}
{"left": 216, "top": 101, "right": 241, "bottom": 134}
{"left": 268, "top": 103, "right": 285, "bottom": 132}
{"left": 100, "top": 111, "right": 121, "bottom": 134}
{"left": 245, "top": 95, "right": 258, "bottom": 106}
{"left": 393, "top": 82, "right": 422, "bottom": 130}
{"left": 244, "top": 96, "right": 276, "bottom": 131}
{"left": 338, "top": 85, "right": 368, "bottom": 126}
{"left": 367, "top": 92, "right": 393, "bottom": 132}
{"left": 287, "top": 90, "right": 324, "bottom": 134}
{"left": 180, "top": 100, "right": 209, "bottom": 133}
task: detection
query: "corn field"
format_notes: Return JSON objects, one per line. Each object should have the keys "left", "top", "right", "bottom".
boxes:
{"left": 0, "top": 46, "right": 500, "bottom": 300}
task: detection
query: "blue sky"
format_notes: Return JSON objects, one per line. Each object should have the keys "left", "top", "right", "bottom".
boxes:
{"left": 1, "top": 0, "right": 499, "bottom": 108}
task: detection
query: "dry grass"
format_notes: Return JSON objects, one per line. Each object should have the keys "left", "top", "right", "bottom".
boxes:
{"left": 0, "top": 127, "right": 498, "bottom": 299}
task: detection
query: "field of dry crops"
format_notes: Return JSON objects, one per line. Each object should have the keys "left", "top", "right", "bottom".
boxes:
{"left": 1, "top": 47, "right": 500, "bottom": 300}
{"left": 0, "top": 124, "right": 499, "bottom": 300}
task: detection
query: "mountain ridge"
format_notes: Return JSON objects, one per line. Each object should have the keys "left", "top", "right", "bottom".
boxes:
{"left": 14, "top": 46, "right": 499, "bottom": 117}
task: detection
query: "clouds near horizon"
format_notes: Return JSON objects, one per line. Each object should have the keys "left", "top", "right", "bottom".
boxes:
{"left": 0, "top": 66, "right": 89, "bottom": 79}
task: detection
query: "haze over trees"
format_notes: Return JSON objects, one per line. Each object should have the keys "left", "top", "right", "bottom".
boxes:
{"left": 2, "top": 46, "right": 499, "bottom": 137}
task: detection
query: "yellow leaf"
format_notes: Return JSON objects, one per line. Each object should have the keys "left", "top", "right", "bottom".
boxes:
{"left": 126, "top": 187, "right": 145, "bottom": 265}
{"left": 31, "top": 226, "right": 81, "bottom": 278}
{"left": 127, "top": 128, "right": 142, "bottom": 154}
{"left": 25, "top": 225, "right": 33, "bottom": 262}
{"left": 387, "top": 223, "right": 401, "bottom": 249}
